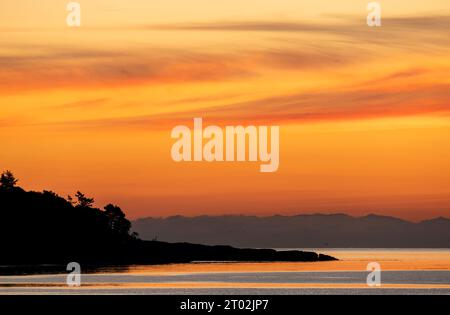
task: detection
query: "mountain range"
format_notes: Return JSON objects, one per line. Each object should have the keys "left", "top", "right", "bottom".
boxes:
{"left": 132, "top": 214, "right": 450, "bottom": 248}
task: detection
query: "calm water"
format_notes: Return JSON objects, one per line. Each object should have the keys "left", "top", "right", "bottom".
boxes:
{"left": 1, "top": 249, "right": 449, "bottom": 295}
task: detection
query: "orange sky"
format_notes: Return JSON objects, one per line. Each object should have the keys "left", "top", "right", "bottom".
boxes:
{"left": 1, "top": 1, "right": 450, "bottom": 220}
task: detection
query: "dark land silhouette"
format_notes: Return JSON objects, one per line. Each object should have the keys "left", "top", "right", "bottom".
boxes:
{"left": 133, "top": 214, "right": 450, "bottom": 248}
{"left": 0, "top": 171, "right": 335, "bottom": 266}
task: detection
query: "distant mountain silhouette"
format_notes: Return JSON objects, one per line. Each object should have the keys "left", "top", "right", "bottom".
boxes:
{"left": 133, "top": 214, "right": 450, "bottom": 248}
{"left": 0, "top": 171, "right": 335, "bottom": 266}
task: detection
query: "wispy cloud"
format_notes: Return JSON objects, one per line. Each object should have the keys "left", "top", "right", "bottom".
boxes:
{"left": 50, "top": 98, "right": 110, "bottom": 110}
{"left": 2, "top": 14, "right": 449, "bottom": 129}
{"left": 33, "top": 77, "right": 450, "bottom": 130}
{"left": 0, "top": 45, "right": 358, "bottom": 92}
{"left": 2, "top": 15, "right": 449, "bottom": 93}
{"left": 147, "top": 15, "right": 450, "bottom": 36}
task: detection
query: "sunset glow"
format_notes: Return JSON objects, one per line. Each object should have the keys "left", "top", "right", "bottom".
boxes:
{"left": 1, "top": 0, "right": 450, "bottom": 220}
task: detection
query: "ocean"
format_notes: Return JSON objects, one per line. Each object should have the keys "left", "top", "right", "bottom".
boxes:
{"left": 1, "top": 248, "right": 449, "bottom": 295}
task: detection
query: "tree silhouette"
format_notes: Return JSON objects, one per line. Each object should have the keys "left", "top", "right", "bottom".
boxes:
{"left": 67, "top": 194, "right": 75, "bottom": 206}
{"left": 0, "top": 169, "right": 337, "bottom": 265}
{"left": 0, "top": 170, "right": 18, "bottom": 189}
{"left": 74, "top": 191, "right": 94, "bottom": 208}
{"left": 104, "top": 204, "right": 131, "bottom": 237}
{"left": 0, "top": 171, "right": 140, "bottom": 264}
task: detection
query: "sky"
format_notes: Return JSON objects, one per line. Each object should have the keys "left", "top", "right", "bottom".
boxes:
{"left": 1, "top": 0, "right": 450, "bottom": 220}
